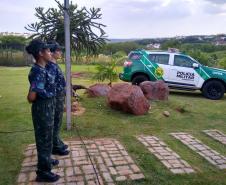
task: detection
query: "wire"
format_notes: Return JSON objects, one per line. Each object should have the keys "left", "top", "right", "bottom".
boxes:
{"left": 0, "top": 129, "right": 33, "bottom": 134}
{"left": 72, "top": 112, "right": 101, "bottom": 185}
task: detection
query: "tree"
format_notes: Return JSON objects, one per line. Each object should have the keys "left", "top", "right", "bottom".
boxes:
{"left": 94, "top": 57, "right": 118, "bottom": 86}
{"left": 161, "top": 39, "right": 181, "bottom": 50}
{"left": 219, "top": 57, "right": 226, "bottom": 69}
{"left": 187, "top": 50, "right": 209, "bottom": 66}
{"left": 0, "top": 35, "right": 27, "bottom": 50}
{"left": 100, "top": 42, "right": 142, "bottom": 55}
{"left": 25, "top": 1, "right": 107, "bottom": 55}
{"left": 208, "top": 54, "right": 218, "bottom": 67}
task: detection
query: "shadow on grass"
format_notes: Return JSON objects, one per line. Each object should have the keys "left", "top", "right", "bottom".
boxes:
{"left": 170, "top": 90, "right": 203, "bottom": 98}
{"left": 170, "top": 90, "right": 226, "bottom": 101}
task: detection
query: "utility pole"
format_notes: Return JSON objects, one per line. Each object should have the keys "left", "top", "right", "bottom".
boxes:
{"left": 64, "top": 0, "right": 71, "bottom": 130}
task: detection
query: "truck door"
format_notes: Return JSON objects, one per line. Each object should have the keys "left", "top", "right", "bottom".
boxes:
{"left": 168, "top": 54, "right": 200, "bottom": 88}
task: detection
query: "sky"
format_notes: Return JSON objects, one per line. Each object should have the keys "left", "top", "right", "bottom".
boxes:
{"left": 0, "top": 0, "right": 226, "bottom": 39}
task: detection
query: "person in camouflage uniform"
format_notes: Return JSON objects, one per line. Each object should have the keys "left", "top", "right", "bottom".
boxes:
{"left": 46, "top": 41, "right": 70, "bottom": 155}
{"left": 26, "top": 40, "right": 60, "bottom": 182}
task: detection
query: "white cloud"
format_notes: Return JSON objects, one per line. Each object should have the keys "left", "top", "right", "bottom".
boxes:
{"left": 204, "top": 0, "right": 226, "bottom": 4}
{"left": 190, "top": 0, "right": 226, "bottom": 15}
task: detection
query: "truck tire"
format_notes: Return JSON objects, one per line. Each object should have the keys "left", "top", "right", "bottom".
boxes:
{"left": 202, "top": 80, "right": 225, "bottom": 100}
{"left": 132, "top": 75, "right": 149, "bottom": 85}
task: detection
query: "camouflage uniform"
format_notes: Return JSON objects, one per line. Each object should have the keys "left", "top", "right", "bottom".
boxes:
{"left": 46, "top": 62, "right": 66, "bottom": 150}
{"left": 28, "top": 63, "right": 56, "bottom": 173}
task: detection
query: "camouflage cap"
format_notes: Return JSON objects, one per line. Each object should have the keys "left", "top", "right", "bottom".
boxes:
{"left": 47, "top": 41, "right": 64, "bottom": 53}
{"left": 26, "top": 39, "right": 52, "bottom": 57}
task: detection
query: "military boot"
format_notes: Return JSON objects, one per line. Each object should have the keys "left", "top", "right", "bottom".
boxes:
{"left": 51, "top": 159, "right": 59, "bottom": 166}
{"left": 52, "top": 148, "right": 70, "bottom": 156}
{"left": 36, "top": 171, "right": 60, "bottom": 182}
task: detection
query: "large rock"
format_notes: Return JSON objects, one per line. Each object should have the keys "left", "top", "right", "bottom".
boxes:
{"left": 139, "top": 80, "right": 169, "bottom": 100}
{"left": 86, "top": 83, "right": 111, "bottom": 97}
{"left": 107, "top": 83, "right": 150, "bottom": 115}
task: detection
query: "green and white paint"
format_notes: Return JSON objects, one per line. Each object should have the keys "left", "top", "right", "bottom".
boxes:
{"left": 120, "top": 49, "right": 226, "bottom": 90}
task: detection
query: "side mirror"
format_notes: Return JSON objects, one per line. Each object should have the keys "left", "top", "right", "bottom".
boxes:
{"left": 192, "top": 63, "right": 199, "bottom": 68}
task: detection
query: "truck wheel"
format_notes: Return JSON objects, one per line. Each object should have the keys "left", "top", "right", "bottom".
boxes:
{"left": 202, "top": 80, "right": 225, "bottom": 100}
{"left": 132, "top": 75, "right": 149, "bottom": 85}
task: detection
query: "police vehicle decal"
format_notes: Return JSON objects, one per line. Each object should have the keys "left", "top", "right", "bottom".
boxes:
{"left": 176, "top": 71, "right": 195, "bottom": 81}
{"left": 155, "top": 67, "right": 164, "bottom": 78}
{"left": 138, "top": 50, "right": 164, "bottom": 80}
{"left": 137, "top": 52, "right": 158, "bottom": 80}
{"left": 195, "top": 67, "right": 210, "bottom": 81}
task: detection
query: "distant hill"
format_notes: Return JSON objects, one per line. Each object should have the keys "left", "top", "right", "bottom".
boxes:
{"left": 109, "top": 34, "right": 226, "bottom": 45}
{"left": 108, "top": 38, "right": 138, "bottom": 43}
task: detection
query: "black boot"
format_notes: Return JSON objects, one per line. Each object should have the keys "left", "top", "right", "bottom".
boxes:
{"left": 51, "top": 159, "right": 59, "bottom": 166}
{"left": 36, "top": 171, "right": 60, "bottom": 182}
{"left": 52, "top": 148, "right": 70, "bottom": 156}
{"left": 61, "top": 144, "right": 68, "bottom": 150}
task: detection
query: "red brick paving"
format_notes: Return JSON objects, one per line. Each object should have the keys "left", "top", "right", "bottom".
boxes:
{"left": 17, "top": 139, "right": 144, "bottom": 185}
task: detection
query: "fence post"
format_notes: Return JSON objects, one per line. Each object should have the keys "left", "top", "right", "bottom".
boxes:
{"left": 10, "top": 48, "right": 13, "bottom": 66}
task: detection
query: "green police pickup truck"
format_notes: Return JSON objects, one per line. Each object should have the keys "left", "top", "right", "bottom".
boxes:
{"left": 119, "top": 49, "right": 226, "bottom": 100}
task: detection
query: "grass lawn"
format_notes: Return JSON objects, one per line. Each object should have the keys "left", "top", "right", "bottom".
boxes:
{"left": 0, "top": 65, "right": 226, "bottom": 185}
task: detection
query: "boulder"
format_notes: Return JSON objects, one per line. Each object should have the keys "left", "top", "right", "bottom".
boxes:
{"left": 139, "top": 80, "right": 169, "bottom": 100}
{"left": 107, "top": 83, "right": 150, "bottom": 115}
{"left": 86, "top": 83, "right": 111, "bottom": 97}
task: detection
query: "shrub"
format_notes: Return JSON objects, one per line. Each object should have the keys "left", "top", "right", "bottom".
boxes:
{"left": 93, "top": 58, "right": 118, "bottom": 85}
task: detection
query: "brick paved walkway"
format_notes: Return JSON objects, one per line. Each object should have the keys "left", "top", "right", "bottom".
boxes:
{"left": 17, "top": 139, "right": 144, "bottom": 185}
{"left": 171, "top": 132, "right": 226, "bottom": 169}
{"left": 203, "top": 129, "right": 226, "bottom": 145}
{"left": 137, "top": 135, "right": 195, "bottom": 174}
